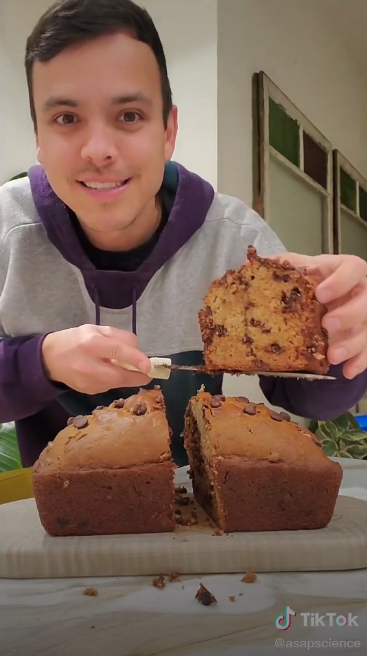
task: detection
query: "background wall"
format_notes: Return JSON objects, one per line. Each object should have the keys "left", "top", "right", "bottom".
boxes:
{"left": 1, "top": 0, "right": 366, "bottom": 417}
{"left": 217, "top": 0, "right": 367, "bottom": 204}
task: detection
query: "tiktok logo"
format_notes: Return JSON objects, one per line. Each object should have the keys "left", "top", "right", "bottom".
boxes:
{"left": 274, "top": 606, "right": 297, "bottom": 630}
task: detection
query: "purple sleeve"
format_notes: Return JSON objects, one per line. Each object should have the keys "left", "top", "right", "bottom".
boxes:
{"left": 259, "top": 364, "right": 367, "bottom": 419}
{"left": 0, "top": 335, "right": 63, "bottom": 422}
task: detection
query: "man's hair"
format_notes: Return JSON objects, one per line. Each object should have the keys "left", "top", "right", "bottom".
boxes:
{"left": 25, "top": 0, "right": 173, "bottom": 130}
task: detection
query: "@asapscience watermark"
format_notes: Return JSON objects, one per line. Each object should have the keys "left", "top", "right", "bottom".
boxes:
{"left": 275, "top": 606, "right": 359, "bottom": 630}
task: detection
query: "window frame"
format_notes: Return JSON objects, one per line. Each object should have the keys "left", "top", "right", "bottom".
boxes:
{"left": 333, "top": 149, "right": 367, "bottom": 255}
{"left": 252, "top": 71, "right": 334, "bottom": 254}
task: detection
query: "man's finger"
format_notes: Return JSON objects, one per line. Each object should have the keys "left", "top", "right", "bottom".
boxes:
{"left": 342, "top": 348, "right": 367, "bottom": 380}
{"left": 323, "top": 285, "right": 367, "bottom": 334}
{"left": 82, "top": 331, "right": 151, "bottom": 374}
{"left": 316, "top": 257, "right": 367, "bottom": 304}
{"left": 328, "top": 327, "right": 367, "bottom": 366}
{"left": 97, "top": 325, "right": 139, "bottom": 346}
{"left": 80, "top": 360, "right": 152, "bottom": 393}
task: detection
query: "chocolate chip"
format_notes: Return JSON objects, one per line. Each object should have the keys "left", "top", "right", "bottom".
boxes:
{"left": 243, "top": 404, "right": 256, "bottom": 415}
{"left": 269, "top": 343, "right": 282, "bottom": 354}
{"left": 201, "top": 592, "right": 212, "bottom": 606}
{"left": 270, "top": 411, "right": 283, "bottom": 422}
{"left": 73, "top": 415, "right": 89, "bottom": 429}
{"left": 279, "top": 412, "right": 290, "bottom": 421}
{"left": 210, "top": 397, "right": 222, "bottom": 408}
{"left": 67, "top": 417, "right": 75, "bottom": 426}
{"left": 133, "top": 403, "right": 147, "bottom": 416}
{"left": 236, "top": 396, "right": 249, "bottom": 403}
{"left": 114, "top": 399, "right": 125, "bottom": 409}
{"left": 273, "top": 272, "right": 290, "bottom": 282}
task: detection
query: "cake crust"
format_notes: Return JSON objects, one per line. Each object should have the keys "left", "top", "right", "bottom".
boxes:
{"left": 183, "top": 391, "right": 343, "bottom": 532}
{"left": 198, "top": 246, "right": 329, "bottom": 374}
{"left": 33, "top": 388, "right": 176, "bottom": 536}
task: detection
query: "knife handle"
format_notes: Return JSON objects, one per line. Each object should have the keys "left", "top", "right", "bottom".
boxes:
{"left": 111, "top": 357, "right": 172, "bottom": 380}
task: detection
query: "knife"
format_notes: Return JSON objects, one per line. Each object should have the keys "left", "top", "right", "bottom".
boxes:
{"left": 111, "top": 358, "right": 335, "bottom": 381}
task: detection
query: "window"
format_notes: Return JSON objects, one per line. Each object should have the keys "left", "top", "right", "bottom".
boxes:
{"left": 253, "top": 72, "right": 333, "bottom": 255}
{"left": 333, "top": 151, "right": 367, "bottom": 262}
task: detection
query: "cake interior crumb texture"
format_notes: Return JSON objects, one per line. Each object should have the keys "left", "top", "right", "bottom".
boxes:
{"left": 183, "top": 391, "right": 343, "bottom": 532}
{"left": 198, "top": 245, "right": 329, "bottom": 374}
{"left": 32, "top": 388, "right": 176, "bottom": 536}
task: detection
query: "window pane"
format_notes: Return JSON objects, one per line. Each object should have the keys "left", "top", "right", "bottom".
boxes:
{"left": 359, "top": 186, "right": 367, "bottom": 222}
{"left": 340, "top": 209, "right": 367, "bottom": 261}
{"left": 269, "top": 98, "right": 300, "bottom": 167}
{"left": 303, "top": 131, "right": 328, "bottom": 189}
{"left": 340, "top": 167, "right": 357, "bottom": 212}
{"left": 268, "top": 154, "right": 325, "bottom": 255}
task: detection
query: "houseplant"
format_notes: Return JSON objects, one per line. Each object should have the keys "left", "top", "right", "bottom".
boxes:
{"left": 0, "top": 422, "right": 21, "bottom": 472}
{"left": 309, "top": 412, "right": 367, "bottom": 459}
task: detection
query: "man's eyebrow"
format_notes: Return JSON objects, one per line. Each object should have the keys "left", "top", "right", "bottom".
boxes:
{"left": 42, "top": 97, "right": 78, "bottom": 112}
{"left": 111, "top": 92, "right": 152, "bottom": 106}
{"left": 42, "top": 92, "right": 152, "bottom": 112}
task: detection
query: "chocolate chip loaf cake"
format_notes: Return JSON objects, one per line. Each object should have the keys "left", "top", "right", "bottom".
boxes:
{"left": 32, "top": 387, "right": 176, "bottom": 536}
{"left": 198, "top": 246, "right": 329, "bottom": 374}
{"left": 183, "top": 390, "right": 342, "bottom": 532}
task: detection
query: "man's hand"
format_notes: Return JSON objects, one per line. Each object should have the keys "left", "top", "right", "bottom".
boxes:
{"left": 42, "top": 325, "right": 152, "bottom": 393}
{"left": 270, "top": 252, "right": 367, "bottom": 379}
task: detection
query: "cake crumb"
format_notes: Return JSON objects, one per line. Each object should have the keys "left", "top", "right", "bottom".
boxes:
{"left": 174, "top": 485, "right": 187, "bottom": 494}
{"left": 168, "top": 572, "right": 181, "bottom": 582}
{"left": 212, "top": 528, "right": 224, "bottom": 536}
{"left": 229, "top": 595, "right": 235, "bottom": 602}
{"left": 177, "top": 496, "right": 190, "bottom": 506}
{"left": 152, "top": 574, "right": 166, "bottom": 589}
{"left": 241, "top": 572, "right": 257, "bottom": 583}
{"left": 83, "top": 587, "right": 98, "bottom": 596}
{"left": 195, "top": 583, "right": 217, "bottom": 606}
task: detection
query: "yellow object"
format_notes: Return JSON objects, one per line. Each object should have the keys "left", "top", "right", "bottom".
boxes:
{"left": 0, "top": 468, "right": 34, "bottom": 504}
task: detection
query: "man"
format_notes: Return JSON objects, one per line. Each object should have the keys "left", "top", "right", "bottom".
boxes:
{"left": 1, "top": 0, "right": 367, "bottom": 467}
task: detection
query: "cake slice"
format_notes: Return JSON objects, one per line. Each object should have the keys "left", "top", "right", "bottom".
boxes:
{"left": 183, "top": 390, "right": 343, "bottom": 532}
{"left": 32, "top": 387, "right": 176, "bottom": 536}
{"left": 198, "top": 246, "right": 329, "bottom": 374}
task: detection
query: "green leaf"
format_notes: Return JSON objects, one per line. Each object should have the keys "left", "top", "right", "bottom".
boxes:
{"left": 317, "top": 421, "right": 339, "bottom": 441}
{"left": 0, "top": 422, "right": 21, "bottom": 472}
{"left": 332, "top": 412, "right": 360, "bottom": 432}
{"left": 338, "top": 428, "right": 367, "bottom": 443}
{"left": 338, "top": 451, "right": 354, "bottom": 458}
{"left": 9, "top": 172, "right": 27, "bottom": 181}
{"left": 343, "top": 443, "right": 367, "bottom": 459}
{"left": 320, "top": 438, "right": 339, "bottom": 456}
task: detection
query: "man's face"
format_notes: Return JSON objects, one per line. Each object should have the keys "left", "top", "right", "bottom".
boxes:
{"left": 32, "top": 32, "right": 177, "bottom": 242}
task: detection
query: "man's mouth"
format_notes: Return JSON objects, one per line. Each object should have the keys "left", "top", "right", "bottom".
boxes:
{"left": 79, "top": 179, "right": 130, "bottom": 190}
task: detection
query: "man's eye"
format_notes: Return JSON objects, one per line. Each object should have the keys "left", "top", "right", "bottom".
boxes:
{"left": 120, "top": 111, "right": 141, "bottom": 123}
{"left": 55, "top": 114, "right": 76, "bottom": 125}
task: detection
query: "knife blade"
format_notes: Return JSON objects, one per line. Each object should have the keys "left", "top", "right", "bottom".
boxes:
{"left": 112, "top": 358, "right": 335, "bottom": 381}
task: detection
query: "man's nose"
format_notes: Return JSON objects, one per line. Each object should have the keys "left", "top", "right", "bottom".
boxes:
{"left": 80, "top": 123, "right": 118, "bottom": 166}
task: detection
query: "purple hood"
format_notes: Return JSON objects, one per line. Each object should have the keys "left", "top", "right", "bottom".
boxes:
{"left": 28, "top": 161, "right": 215, "bottom": 328}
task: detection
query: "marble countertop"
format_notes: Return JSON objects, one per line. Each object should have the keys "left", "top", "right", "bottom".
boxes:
{"left": 2, "top": 459, "right": 367, "bottom": 656}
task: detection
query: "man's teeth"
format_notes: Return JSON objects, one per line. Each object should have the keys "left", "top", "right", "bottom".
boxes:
{"left": 83, "top": 181, "right": 125, "bottom": 189}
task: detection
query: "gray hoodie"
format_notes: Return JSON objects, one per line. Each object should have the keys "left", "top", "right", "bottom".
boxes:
{"left": 0, "top": 162, "right": 365, "bottom": 466}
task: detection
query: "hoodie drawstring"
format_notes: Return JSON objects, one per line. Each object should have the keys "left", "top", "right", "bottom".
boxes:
{"left": 94, "top": 287, "right": 101, "bottom": 325}
{"left": 132, "top": 287, "right": 137, "bottom": 335}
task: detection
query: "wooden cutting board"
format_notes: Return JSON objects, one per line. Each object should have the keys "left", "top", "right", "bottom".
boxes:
{"left": 1, "top": 486, "right": 367, "bottom": 578}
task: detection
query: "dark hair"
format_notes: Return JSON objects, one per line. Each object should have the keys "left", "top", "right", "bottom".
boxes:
{"left": 25, "top": 0, "right": 173, "bottom": 130}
